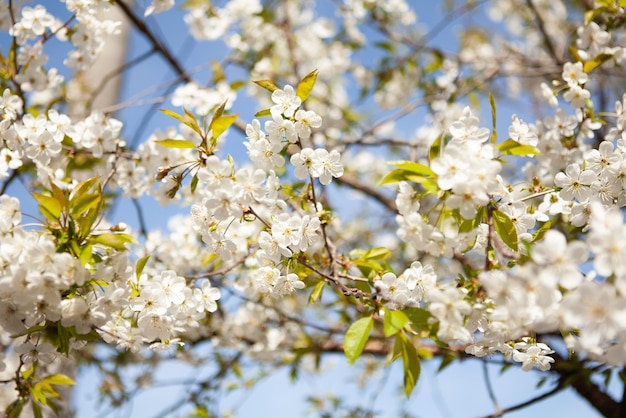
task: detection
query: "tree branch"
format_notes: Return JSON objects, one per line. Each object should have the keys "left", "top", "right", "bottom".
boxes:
{"left": 113, "top": 0, "right": 191, "bottom": 83}
{"left": 551, "top": 351, "right": 620, "bottom": 418}
{"left": 335, "top": 172, "right": 397, "bottom": 212}
{"left": 478, "top": 384, "right": 563, "bottom": 418}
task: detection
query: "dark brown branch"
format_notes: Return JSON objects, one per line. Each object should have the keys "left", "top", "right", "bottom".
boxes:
{"left": 525, "top": 0, "right": 564, "bottom": 66}
{"left": 113, "top": 0, "right": 191, "bottom": 83}
{"left": 621, "top": 367, "right": 626, "bottom": 418}
{"left": 551, "top": 351, "right": 620, "bottom": 418}
{"left": 335, "top": 172, "right": 397, "bottom": 212}
{"left": 0, "top": 168, "right": 19, "bottom": 196}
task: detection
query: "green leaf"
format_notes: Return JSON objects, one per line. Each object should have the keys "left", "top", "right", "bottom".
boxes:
{"left": 437, "top": 351, "right": 457, "bottom": 372}
{"left": 567, "top": 46, "right": 583, "bottom": 62}
{"left": 78, "top": 243, "right": 92, "bottom": 266}
{"left": 379, "top": 169, "right": 411, "bottom": 185}
{"left": 50, "top": 182, "right": 68, "bottom": 210}
{"left": 89, "top": 233, "right": 137, "bottom": 250}
{"left": 296, "top": 69, "right": 319, "bottom": 102}
{"left": 70, "top": 177, "right": 101, "bottom": 218}
{"left": 424, "top": 49, "right": 444, "bottom": 72}
{"left": 70, "top": 192, "right": 101, "bottom": 219}
{"left": 429, "top": 134, "right": 443, "bottom": 161}
{"left": 388, "top": 161, "right": 435, "bottom": 177}
{"left": 309, "top": 280, "right": 325, "bottom": 304}
{"left": 489, "top": 92, "right": 497, "bottom": 144}
{"left": 57, "top": 322, "right": 71, "bottom": 354}
{"left": 397, "top": 331, "right": 421, "bottom": 398}
{"left": 620, "top": 0, "right": 626, "bottom": 7}
{"left": 383, "top": 309, "right": 409, "bottom": 337}
{"left": 136, "top": 256, "right": 150, "bottom": 280}
{"left": 350, "top": 258, "right": 383, "bottom": 277}
{"left": 31, "top": 401, "right": 43, "bottom": 418}
{"left": 584, "top": 53, "right": 614, "bottom": 73}
{"left": 380, "top": 164, "right": 436, "bottom": 186}
{"left": 31, "top": 384, "right": 47, "bottom": 405}
{"left": 159, "top": 108, "right": 185, "bottom": 123}
{"left": 154, "top": 139, "right": 197, "bottom": 149}
{"left": 210, "top": 114, "right": 239, "bottom": 142}
{"left": 209, "top": 100, "right": 227, "bottom": 125}
{"left": 344, "top": 316, "right": 373, "bottom": 364}
{"left": 160, "top": 108, "right": 203, "bottom": 136}
{"left": 350, "top": 247, "right": 392, "bottom": 260}
{"left": 389, "top": 332, "right": 403, "bottom": 365}
{"left": 39, "top": 374, "right": 75, "bottom": 386}
{"left": 497, "top": 139, "right": 540, "bottom": 156}
{"left": 182, "top": 108, "right": 202, "bottom": 136}
{"left": 32, "top": 192, "right": 62, "bottom": 221}
{"left": 493, "top": 209, "right": 518, "bottom": 251}
{"left": 403, "top": 307, "right": 432, "bottom": 331}
{"left": 230, "top": 80, "right": 246, "bottom": 90}
{"left": 253, "top": 79, "right": 280, "bottom": 92}
{"left": 46, "top": 400, "right": 61, "bottom": 417}
{"left": 190, "top": 173, "right": 199, "bottom": 194}
{"left": 71, "top": 177, "right": 99, "bottom": 200}
{"left": 254, "top": 108, "right": 272, "bottom": 118}
{"left": 532, "top": 220, "right": 552, "bottom": 243}
{"left": 75, "top": 205, "right": 100, "bottom": 240}
{"left": 6, "top": 399, "right": 24, "bottom": 418}
{"left": 459, "top": 208, "right": 484, "bottom": 233}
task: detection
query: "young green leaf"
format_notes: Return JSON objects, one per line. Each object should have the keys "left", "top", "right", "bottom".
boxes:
{"left": 498, "top": 139, "right": 540, "bottom": 156}
{"left": 489, "top": 92, "right": 497, "bottom": 144}
{"left": 182, "top": 108, "right": 203, "bottom": 136}
{"left": 296, "top": 69, "right": 319, "bottom": 102}
{"left": 383, "top": 309, "right": 409, "bottom": 337}
{"left": 32, "top": 192, "right": 62, "bottom": 221}
{"left": 344, "top": 316, "right": 373, "bottom": 364}
{"left": 154, "top": 139, "right": 197, "bottom": 149}
{"left": 429, "top": 134, "right": 443, "bottom": 161}
{"left": 210, "top": 100, "right": 227, "bottom": 124}
{"left": 190, "top": 173, "right": 199, "bottom": 194}
{"left": 389, "top": 161, "right": 435, "bottom": 176}
{"left": 32, "top": 400, "right": 43, "bottom": 418}
{"left": 396, "top": 331, "right": 421, "bottom": 398}
{"left": 403, "top": 307, "right": 432, "bottom": 331}
{"left": 253, "top": 79, "right": 280, "bottom": 92}
{"left": 159, "top": 108, "right": 185, "bottom": 123}
{"left": 39, "top": 374, "right": 75, "bottom": 386}
{"left": 584, "top": 53, "right": 614, "bottom": 73}
{"left": 254, "top": 108, "right": 272, "bottom": 118}
{"left": 308, "top": 280, "right": 325, "bottom": 304}
{"left": 89, "top": 233, "right": 137, "bottom": 250}
{"left": 210, "top": 114, "right": 239, "bottom": 142}
{"left": 493, "top": 209, "right": 518, "bottom": 251}
{"left": 70, "top": 192, "right": 101, "bottom": 219}
{"left": 6, "top": 399, "right": 24, "bottom": 418}
{"left": 136, "top": 255, "right": 150, "bottom": 280}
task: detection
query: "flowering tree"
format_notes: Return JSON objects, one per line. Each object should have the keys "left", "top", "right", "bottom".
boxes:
{"left": 3, "top": 0, "right": 626, "bottom": 416}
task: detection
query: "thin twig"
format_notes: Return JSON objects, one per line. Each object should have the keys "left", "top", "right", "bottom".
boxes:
{"left": 482, "top": 359, "right": 500, "bottom": 413}
{"left": 478, "top": 384, "right": 562, "bottom": 418}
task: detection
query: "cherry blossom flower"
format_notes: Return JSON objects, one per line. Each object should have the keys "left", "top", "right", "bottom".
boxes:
{"left": 311, "top": 148, "right": 343, "bottom": 185}
{"left": 509, "top": 115, "right": 538, "bottom": 146}
{"left": 512, "top": 342, "right": 555, "bottom": 371}
{"left": 562, "top": 62, "right": 588, "bottom": 86}
{"left": 554, "top": 163, "right": 597, "bottom": 202}
{"left": 270, "top": 85, "right": 301, "bottom": 118}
